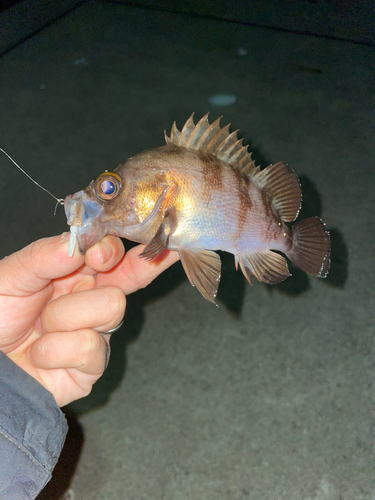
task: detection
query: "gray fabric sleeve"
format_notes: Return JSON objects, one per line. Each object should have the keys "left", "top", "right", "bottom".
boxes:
{"left": 0, "top": 351, "right": 68, "bottom": 500}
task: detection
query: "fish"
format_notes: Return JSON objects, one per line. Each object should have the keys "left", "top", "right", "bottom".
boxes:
{"left": 64, "top": 113, "right": 330, "bottom": 302}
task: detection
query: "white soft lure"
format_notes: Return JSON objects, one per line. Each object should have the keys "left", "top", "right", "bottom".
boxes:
{"left": 68, "top": 225, "right": 78, "bottom": 257}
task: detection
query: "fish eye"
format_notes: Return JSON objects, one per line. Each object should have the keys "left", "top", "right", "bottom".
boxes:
{"left": 101, "top": 179, "right": 116, "bottom": 195}
{"left": 94, "top": 172, "right": 121, "bottom": 201}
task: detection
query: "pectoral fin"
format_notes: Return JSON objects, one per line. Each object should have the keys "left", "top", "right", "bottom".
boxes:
{"left": 140, "top": 207, "right": 178, "bottom": 260}
{"left": 179, "top": 249, "right": 221, "bottom": 303}
{"left": 237, "top": 251, "right": 290, "bottom": 285}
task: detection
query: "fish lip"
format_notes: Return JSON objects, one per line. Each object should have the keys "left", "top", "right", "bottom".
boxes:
{"left": 64, "top": 191, "right": 106, "bottom": 253}
{"left": 64, "top": 191, "right": 84, "bottom": 227}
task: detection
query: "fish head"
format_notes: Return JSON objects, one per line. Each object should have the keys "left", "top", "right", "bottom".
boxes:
{"left": 64, "top": 170, "right": 130, "bottom": 253}
{"left": 64, "top": 153, "right": 169, "bottom": 254}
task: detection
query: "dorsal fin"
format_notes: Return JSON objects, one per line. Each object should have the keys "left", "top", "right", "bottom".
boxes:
{"left": 250, "top": 161, "right": 302, "bottom": 222}
{"left": 165, "top": 113, "right": 257, "bottom": 175}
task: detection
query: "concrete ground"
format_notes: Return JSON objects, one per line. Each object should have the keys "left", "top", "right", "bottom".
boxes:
{"left": 0, "top": 1, "right": 374, "bottom": 499}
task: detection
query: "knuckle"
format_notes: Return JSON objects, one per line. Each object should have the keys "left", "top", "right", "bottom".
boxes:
{"left": 80, "top": 330, "right": 102, "bottom": 363}
{"left": 110, "top": 286, "right": 126, "bottom": 311}
{"left": 103, "top": 286, "right": 126, "bottom": 316}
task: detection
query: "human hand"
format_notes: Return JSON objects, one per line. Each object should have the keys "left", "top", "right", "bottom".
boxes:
{"left": 0, "top": 233, "right": 179, "bottom": 407}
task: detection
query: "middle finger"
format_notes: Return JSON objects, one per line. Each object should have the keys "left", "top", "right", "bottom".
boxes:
{"left": 40, "top": 286, "right": 126, "bottom": 334}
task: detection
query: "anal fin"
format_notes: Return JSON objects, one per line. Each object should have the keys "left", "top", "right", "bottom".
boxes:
{"left": 179, "top": 249, "right": 221, "bottom": 303}
{"left": 237, "top": 250, "right": 290, "bottom": 285}
{"left": 140, "top": 207, "right": 178, "bottom": 261}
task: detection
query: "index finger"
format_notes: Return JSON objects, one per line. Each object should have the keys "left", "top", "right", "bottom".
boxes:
{"left": 0, "top": 233, "right": 84, "bottom": 296}
{"left": 94, "top": 245, "right": 180, "bottom": 295}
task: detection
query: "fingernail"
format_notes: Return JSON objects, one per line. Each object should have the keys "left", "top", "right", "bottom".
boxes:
{"left": 105, "top": 343, "right": 111, "bottom": 370}
{"left": 60, "top": 232, "right": 71, "bottom": 242}
{"left": 98, "top": 240, "right": 114, "bottom": 264}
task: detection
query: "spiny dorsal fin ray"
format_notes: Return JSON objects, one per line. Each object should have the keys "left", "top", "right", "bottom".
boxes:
{"left": 250, "top": 161, "right": 302, "bottom": 222}
{"left": 165, "top": 113, "right": 256, "bottom": 175}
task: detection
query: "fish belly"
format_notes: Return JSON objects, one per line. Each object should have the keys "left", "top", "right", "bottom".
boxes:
{"left": 167, "top": 186, "right": 275, "bottom": 256}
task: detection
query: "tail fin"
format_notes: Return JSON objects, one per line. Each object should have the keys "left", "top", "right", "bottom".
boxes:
{"left": 287, "top": 217, "right": 330, "bottom": 278}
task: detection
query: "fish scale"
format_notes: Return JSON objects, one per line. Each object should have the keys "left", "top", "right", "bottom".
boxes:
{"left": 65, "top": 113, "right": 330, "bottom": 303}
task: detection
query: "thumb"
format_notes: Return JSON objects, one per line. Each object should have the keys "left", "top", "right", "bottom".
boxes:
{"left": 0, "top": 233, "right": 84, "bottom": 296}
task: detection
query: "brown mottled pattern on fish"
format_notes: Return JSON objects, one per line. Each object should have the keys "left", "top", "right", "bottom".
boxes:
{"left": 232, "top": 167, "right": 252, "bottom": 242}
{"left": 259, "top": 188, "right": 278, "bottom": 244}
{"left": 198, "top": 151, "right": 224, "bottom": 205}
{"left": 65, "top": 113, "right": 331, "bottom": 303}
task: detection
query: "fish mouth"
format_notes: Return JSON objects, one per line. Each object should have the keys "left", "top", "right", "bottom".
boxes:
{"left": 64, "top": 191, "right": 107, "bottom": 254}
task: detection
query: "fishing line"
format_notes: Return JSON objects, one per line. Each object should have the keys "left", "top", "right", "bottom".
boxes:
{"left": 0, "top": 148, "right": 64, "bottom": 214}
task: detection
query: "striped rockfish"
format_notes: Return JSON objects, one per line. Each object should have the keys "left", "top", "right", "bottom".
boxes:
{"left": 65, "top": 114, "right": 330, "bottom": 302}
